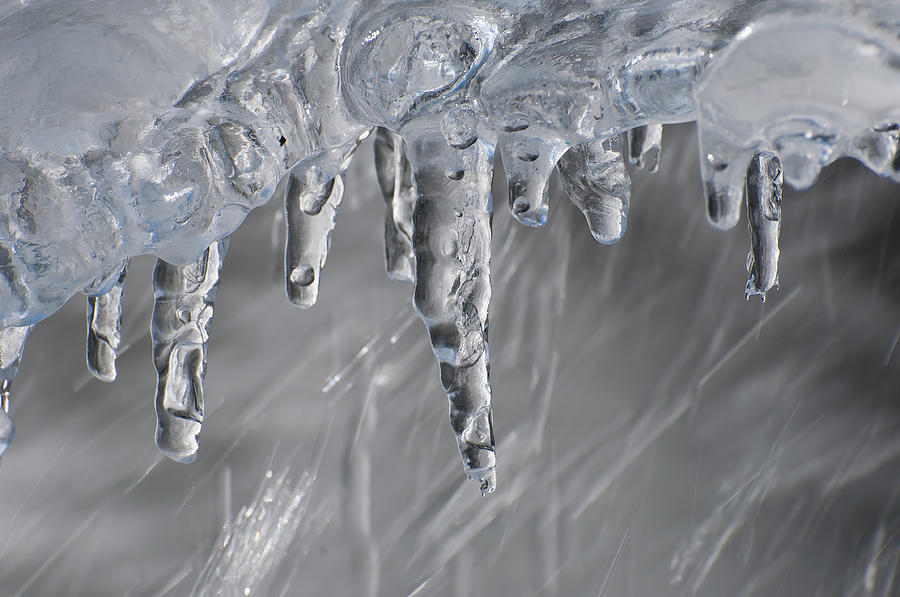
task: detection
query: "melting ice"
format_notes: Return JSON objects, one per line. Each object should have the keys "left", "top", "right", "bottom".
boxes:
{"left": 1, "top": 0, "right": 900, "bottom": 491}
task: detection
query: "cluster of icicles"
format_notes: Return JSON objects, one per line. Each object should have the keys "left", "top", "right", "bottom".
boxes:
{"left": 2, "top": 2, "right": 900, "bottom": 494}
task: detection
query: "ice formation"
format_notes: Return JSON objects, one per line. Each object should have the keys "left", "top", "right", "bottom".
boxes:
{"left": 1, "top": 0, "right": 900, "bottom": 491}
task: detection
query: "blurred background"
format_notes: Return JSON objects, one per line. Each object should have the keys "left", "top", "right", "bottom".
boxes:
{"left": 1, "top": 123, "right": 899, "bottom": 596}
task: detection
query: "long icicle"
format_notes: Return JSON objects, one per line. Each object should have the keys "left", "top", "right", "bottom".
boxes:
{"left": 745, "top": 151, "right": 783, "bottom": 301}
{"left": 0, "top": 325, "right": 31, "bottom": 463}
{"left": 86, "top": 264, "right": 127, "bottom": 382}
{"left": 152, "top": 240, "right": 228, "bottom": 463}
{"left": 373, "top": 128, "right": 416, "bottom": 283}
{"left": 406, "top": 127, "right": 496, "bottom": 494}
{"left": 557, "top": 137, "right": 632, "bottom": 245}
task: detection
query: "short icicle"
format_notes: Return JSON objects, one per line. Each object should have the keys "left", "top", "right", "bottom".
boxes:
{"left": 373, "top": 128, "right": 416, "bottom": 283}
{"left": 745, "top": 151, "right": 783, "bottom": 301}
{"left": 498, "top": 134, "right": 567, "bottom": 228}
{"left": 284, "top": 130, "right": 371, "bottom": 308}
{"left": 626, "top": 124, "right": 663, "bottom": 172}
{"left": 0, "top": 325, "right": 32, "bottom": 463}
{"left": 696, "top": 123, "right": 752, "bottom": 230}
{"left": 557, "top": 137, "right": 632, "bottom": 245}
{"left": 86, "top": 264, "right": 127, "bottom": 382}
{"left": 406, "top": 126, "right": 497, "bottom": 494}
{"left": 152, "top": 240, "right": 228, "bottom": 463}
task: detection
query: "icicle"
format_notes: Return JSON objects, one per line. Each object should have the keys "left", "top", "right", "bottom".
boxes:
{"left": 284, "top": 130, "right": 371, "bottom": 308}
{"left": 151, "top": 240, "right": 227, "bottom": 463}
{"left": 696, "top": 124, "right": 751, "bottom": 230}
{"left": 85, "top": 264, "right": 127, "bottom": 382}
{"left": 498, "top": 135, "right": 567, "bottom": 228}
{"left": 406, "top": 128, "right": 496, "bottom": 494}
{"left": 0, "top": 325, "right": 31, "bottom": 463}
{"left": 373, "top": 128, "right": 416, "bottom": 283}
{"left": 745, "top": 151, "right": 783, "bottom": 302}
{"left": 626, "top": 124, "right": 663, "bottom": 172}
{"left": 557, "top": 137, "right": 632, "bottom": 245}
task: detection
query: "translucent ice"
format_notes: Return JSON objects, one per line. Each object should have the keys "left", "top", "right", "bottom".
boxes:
{"left": 1, "top": 0, "right": 900, "bottom": 488}
{"left": 152, "top": 241, "right": 227, "bottom": 463}
{"left": 85, "top": 264, "right": 127, "bottom": 382}
{"left": 558, "top": 137, "right": 632, "bottom": 245}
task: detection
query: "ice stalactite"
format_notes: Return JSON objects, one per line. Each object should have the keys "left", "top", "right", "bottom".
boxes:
{"left": 284, "top": 131, "right": 371, "bottom": 308}
{"left": 557, "top": 137, "right": 632, "bottom": 245}
{"left": 627, "top": 124, "right": 663, "bottom": 172}
{"left": 499, "top": 135, "right": 567, "bottom": 228}
{"left": 745, "top": 152, "right": 783, "bottom": 302}
{"left": 151, "top": 240, "right": 227, "bottom": 463}
{"left": 0, "top": 325, "right": 30, "bottom": 463}
{"left": 407, "top": 129, "right": 496, "bottom": 494}
{"left": 85, "top": 264, "right": 127, "bottom": 382}
{"left": 373, "top": 128, "right": 416, "bottom": 284}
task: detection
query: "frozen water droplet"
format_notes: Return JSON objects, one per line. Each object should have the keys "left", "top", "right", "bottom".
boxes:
{"left": 502, "top": 117, "right": 530, "bottom": 133}
{"left": 558, "top": 137, "right": 632, "bottom": 245}
{"left": 512, "top": 197, "right": 530, "bottom": 214}
{"left": 745, "top": 151, "right": 783, "bottom": 301}
{"left": 441, "top": 107, "right": 478, "bottom": 150}
{"left": 407, "top": 129, "right": 496, "bottom": 491}
{"left": 152, "top": 240, "right": 227, "bottom": 463}
{"left": 627, "top": 124, "right": 663, "bottom": 172}
{"left": 86, "top": 264, "right": 127, "bottom": 383}
{"left": 289, "top": 265, "right": 315, "bottom": 287}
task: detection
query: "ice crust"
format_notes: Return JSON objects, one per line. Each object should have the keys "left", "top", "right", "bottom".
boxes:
{"left": 2, "top": 0, "right": 900, "bottom": 488}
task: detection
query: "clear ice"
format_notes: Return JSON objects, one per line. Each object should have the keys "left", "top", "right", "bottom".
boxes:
{"left": 1, "top": 0, "right": 900, "bottom": 491}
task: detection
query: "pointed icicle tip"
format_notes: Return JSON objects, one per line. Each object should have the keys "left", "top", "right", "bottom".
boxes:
{"left": 745, "top": 151, "right": 783, "bottom": 301}
{"left": 152, "top": 240, "right": 227, "bottom": 464}
{"left": 406, "top": 128, "right": 497, "bottom": 492}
